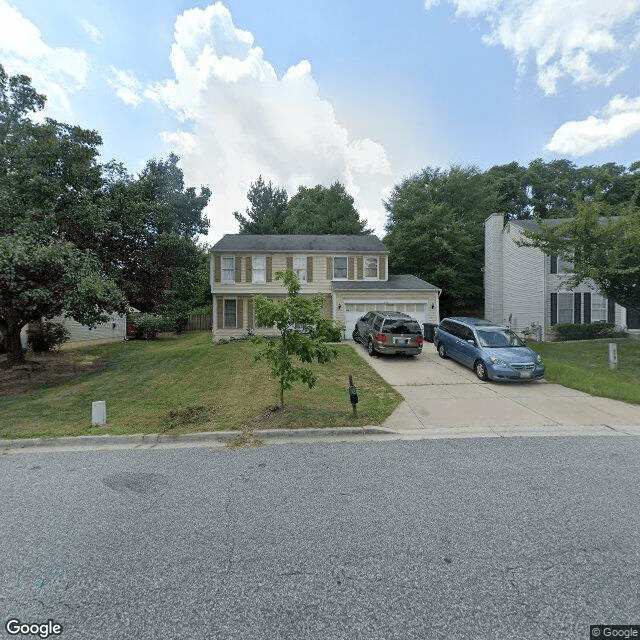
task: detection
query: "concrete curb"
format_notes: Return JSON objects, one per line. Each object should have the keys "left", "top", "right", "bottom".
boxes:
{"left": 0, "top": 426, "right": 398, "bottom": 452}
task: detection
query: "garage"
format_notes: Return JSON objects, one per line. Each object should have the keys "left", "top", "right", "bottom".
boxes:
{"left": 333, "top": 274, "right": 442, "bottom": 340}
{"left": 344, "top": 302, "right": 430, "bottom": 337}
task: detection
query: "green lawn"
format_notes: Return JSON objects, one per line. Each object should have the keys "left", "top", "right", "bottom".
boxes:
{"left": 0, "top": 333, "right": 403, "bottom": 440}
{"left": 530, "top": 339, "right": 640, "bottom": 405}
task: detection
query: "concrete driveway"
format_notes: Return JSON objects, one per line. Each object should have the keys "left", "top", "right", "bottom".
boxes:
{"left": 352, "top": 341, "right": 640, "bottom": 438}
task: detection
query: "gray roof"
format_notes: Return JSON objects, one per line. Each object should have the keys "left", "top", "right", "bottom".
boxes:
{"left": 211, "top": 234, "right": 388, "bottom": 253}
{"left": 332, "top": 274, "right": 440, "bottom": 292}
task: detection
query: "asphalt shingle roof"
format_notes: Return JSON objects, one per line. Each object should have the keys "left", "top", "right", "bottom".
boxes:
{"left": 211, "top": 234, "right": 388, "bottom": 253}
{"left": 332, "top": 274, "right": 440, "bottom": 291}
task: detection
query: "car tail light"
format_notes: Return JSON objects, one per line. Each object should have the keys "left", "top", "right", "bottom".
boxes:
{"left": 417, "top": 336, "right": 424, "bottom": 345}
{"left": 375, "top": 333, "right": 387, "bottom": 342}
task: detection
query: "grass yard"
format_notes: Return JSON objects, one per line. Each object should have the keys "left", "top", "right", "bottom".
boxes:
{"left": 0, "top": 333, "right": 403, "bottom": 440}
{"left": 530, "top": 339, "right": 640, "bottom": 405}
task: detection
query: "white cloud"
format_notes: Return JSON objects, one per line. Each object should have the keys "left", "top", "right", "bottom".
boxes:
{"left": 117, "top": 2, "right": 392, "bottom": 241}
{"left": 0, "top": 0, "right": 89, "bottom": 116}
{"left": 426, "top": 0, "right": 640, "bottom": 94}
{"left": 546, "top": 94, "right": 640, "bottom": 155}
{"left": 79, "top": 19, "right": 103, "bottom": 44}
{"left": 107, "top": 67, "right": 144, "bottom": 107}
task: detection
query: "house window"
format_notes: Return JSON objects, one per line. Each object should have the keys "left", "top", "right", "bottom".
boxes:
{"left": 591, "top": 292, "right": 607, "bottom": 322}
{"left": 223, "top": 299, "right": 237, "bottom": 328}
{"left": 222, "top": 257, "right": 235, "bottom": 283}
{"left": 364, "top": 257, "right": 378, "bottom": 279}
{"left": 293, "top": 256, "right": 307, "bottom": 282}
{"left": 333, "top": 257, "right": 348, "bottom": 279}
{"left": 551, "top": 256, "right": 574, "bottom": 274}
{"left": 557, "top": 292, "right": 574, "bottom": 324}
{"left": 253, "top": 256, "right": 266, "bottom": 283}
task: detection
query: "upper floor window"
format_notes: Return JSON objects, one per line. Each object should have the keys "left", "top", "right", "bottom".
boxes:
{"left": 293, "top": 256, "right": 307, "bottom": 282}
{"left": 364, "top": 256, "right": 378, "bottom": 279}
{"left": 222, "top": 257, "right": 235, "bottom": 282}
{"left": 550, "top": 256, "right": 574, "bottom": 274}
{"left": 333, "top": 256, "right": 348, "bottom": 279}
{"left": 253, "top": 256, "right": 266, "bottom": 283}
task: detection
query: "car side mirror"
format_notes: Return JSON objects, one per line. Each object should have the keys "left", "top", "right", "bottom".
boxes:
{"left": 467, "top": 339, "right": 476, "bottom": 345}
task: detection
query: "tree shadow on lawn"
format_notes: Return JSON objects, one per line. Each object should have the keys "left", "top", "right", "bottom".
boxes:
{"left": 0, "top": 352, "right": 110, "bottom": 398}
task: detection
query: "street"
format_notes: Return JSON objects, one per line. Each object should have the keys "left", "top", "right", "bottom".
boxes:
{"left": 1, "top": 437, "right": 639, "bottom": 640}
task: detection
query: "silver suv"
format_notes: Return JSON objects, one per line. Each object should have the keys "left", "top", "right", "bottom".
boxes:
{"left": 353, "top": 311, "right": 424, "bottom": 357}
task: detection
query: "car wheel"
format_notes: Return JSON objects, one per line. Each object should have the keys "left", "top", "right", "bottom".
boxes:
{"left": 368, "top": 338, "right": 378, "bottom": 357}
{"left": 474, "top": 360, "right": 488, "bottom": 381}
{"left": 437, "top": 343, "right": 447, "bottom": 359}
{"left": 352, "top": 329, "right": 360, "bottom": 344}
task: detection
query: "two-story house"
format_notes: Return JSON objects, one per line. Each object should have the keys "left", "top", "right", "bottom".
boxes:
{"left": 210, "top": 234, "right": 441, "bottom": 340}
{"left": 485, "top": 213, "right": 640, "bottom": 339}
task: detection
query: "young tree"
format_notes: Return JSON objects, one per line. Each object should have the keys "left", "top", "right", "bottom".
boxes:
{"left": 233, "top": 175, "right": 288, "bottom": 234}
{"left": 520, "top": 200, "right": 640, "bottom": 314}
{"left": 251, "top": 269, "right": 340, "bottom": 410}
{"left": 0, "top": 67, "right": 125, "bottom": 365}
{"left": 284, "top": 181, "right": 371, "bottom": 234}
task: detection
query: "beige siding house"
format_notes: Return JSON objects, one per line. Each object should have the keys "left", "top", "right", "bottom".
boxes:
{"left": 55, "top": 312, "right": 127, "bottom": 344}
{"left": 485, "top": 213, "right": 639, "bottom": 339}
{"left": 210, "top": 234, "right": 441, "bottom": 340}
{"left": 19, "top": 312, "right": 126, "bottom": 349}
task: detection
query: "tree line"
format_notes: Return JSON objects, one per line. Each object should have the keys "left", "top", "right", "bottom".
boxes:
{"left": 237, "top": 162, "right": 640, "bottom": 319}
{"left": 384, "top": 162, "right": 640, "bottom": 317}
{"left": 233, "top": 176, "right": 371, "bottom": 235}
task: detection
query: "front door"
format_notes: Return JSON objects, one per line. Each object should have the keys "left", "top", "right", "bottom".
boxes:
{"left": 628, "top": 308, "right": 640, "bottom": 330}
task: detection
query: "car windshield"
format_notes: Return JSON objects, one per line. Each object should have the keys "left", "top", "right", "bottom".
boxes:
{"left": 477, "top": 328, "right": 526, "bottom": 348}
{"left": 383, "top": 320, "right": 422, "bottom": 335}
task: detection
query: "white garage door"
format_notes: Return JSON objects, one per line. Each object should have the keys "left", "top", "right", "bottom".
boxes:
{"left": 344, "top": 302, "right": 428, "bottom": 338}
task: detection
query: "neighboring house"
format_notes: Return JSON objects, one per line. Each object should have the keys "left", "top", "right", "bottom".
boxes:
{"left": 210, "top": 234, "right": 441, "bottom": 340}
{"left": 20, "top": 312, "right": 127, "bottom": 348}
{"left": 485, "top": 213, "right": 640, "bottom": 339}
{"left": 53, "top": 312, "right": 127, "bottom": 344}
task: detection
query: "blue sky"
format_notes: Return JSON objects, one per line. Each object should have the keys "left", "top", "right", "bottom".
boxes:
{"left": 2, "top": 0, "right": 640, "bottom": 244}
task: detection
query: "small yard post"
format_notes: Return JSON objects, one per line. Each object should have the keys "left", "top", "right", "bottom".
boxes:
{"left": 608, "top": 343, "right": 618, "bottom": 370}
{"left": 348, "top": 375, "right": 358, "bottom": 418}
{"left": 92, "top": 401, "right": 107, "bottom": 426}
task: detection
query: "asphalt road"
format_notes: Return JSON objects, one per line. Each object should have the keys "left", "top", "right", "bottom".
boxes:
{"left": 2, "top": 438, "right": 639, "bottom": 640}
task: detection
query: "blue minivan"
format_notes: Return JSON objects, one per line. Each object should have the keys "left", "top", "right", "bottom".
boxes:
{"left": 434, "top": 317, "right": 545, "bottom": 381}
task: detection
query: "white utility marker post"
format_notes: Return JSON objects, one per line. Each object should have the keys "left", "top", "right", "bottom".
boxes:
{"left": 92, "top": 401, "right": 107, "bottom": 425}
{"left": 608, "top": 343, "right": 618, "bottom": 370}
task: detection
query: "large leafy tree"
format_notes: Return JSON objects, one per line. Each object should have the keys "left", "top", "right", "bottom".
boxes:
{"left": 233, "top": 175, "right": 288, "bottom": 234}
{"left": 0, "top": 67, "right": 211, "bottom": 365}
{"left": 520, "top": 200, "right": 640, "bottom": 314}
{"left": 99, "top": 154, "right": 211, "bottom": 317}
{"left": 0, "top": 67, "right": 125, "bottom": 365}
{"left": 384, "top": 166, "right": 492, "bottom": 316}
{"left": 251, "top": 269, "right": 339, "bottom": 410}
{"left": 284, "top": 181, "right": 371, "bottom": 234}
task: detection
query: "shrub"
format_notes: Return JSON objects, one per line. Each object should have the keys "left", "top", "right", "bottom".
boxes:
{"left": 129, "top": 314, "right": 174, "bottom": 340}
{"left": 553, "top": 322, "right": 619, "bottom": 341}
{"left": 27, "top": 321, "right": 70, "bottom": 353}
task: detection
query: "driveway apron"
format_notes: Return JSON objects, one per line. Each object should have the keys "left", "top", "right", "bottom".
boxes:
{"left": 352, "top": 342, "right": 640, "bottom": 437}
